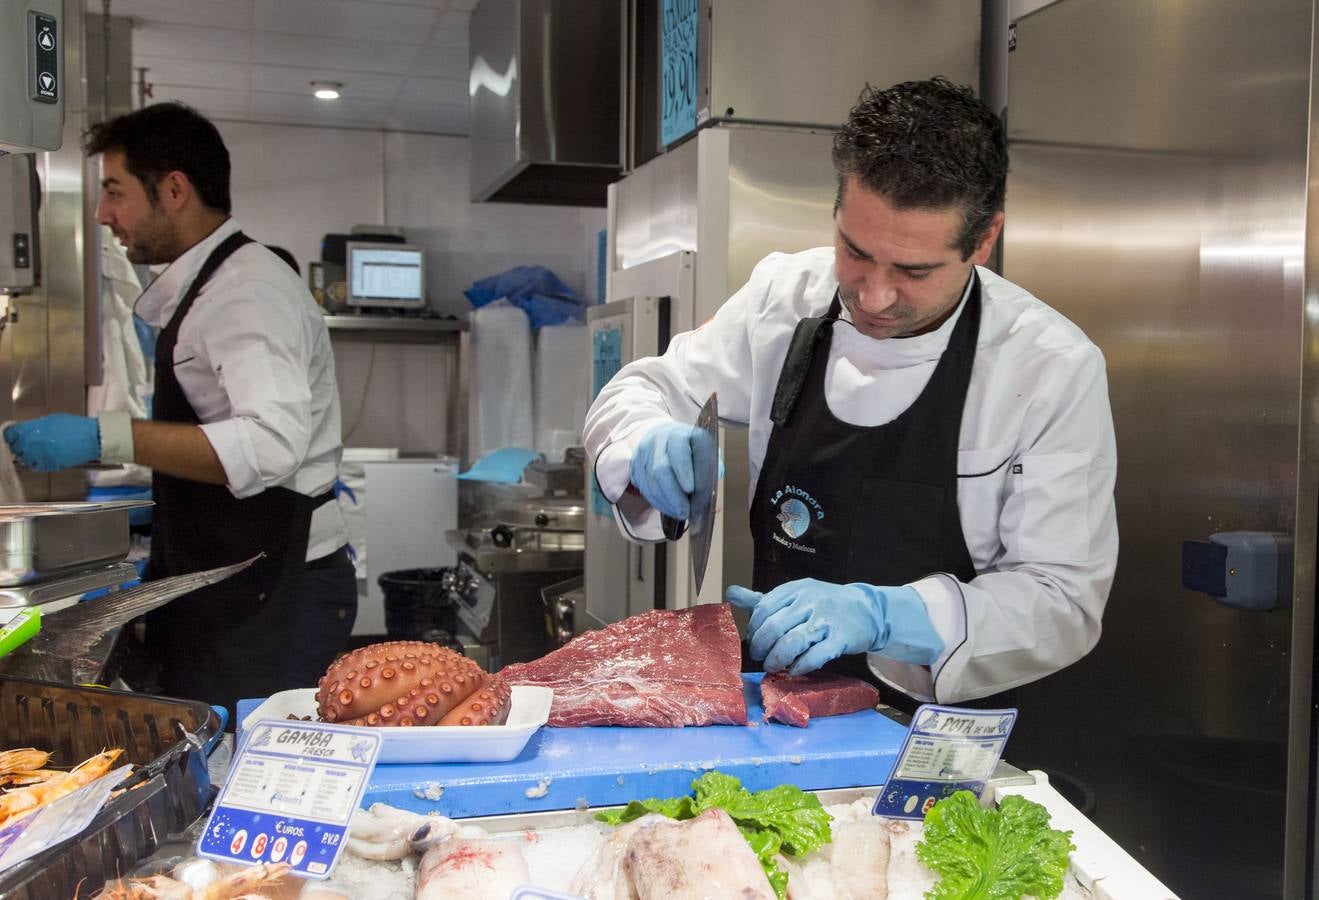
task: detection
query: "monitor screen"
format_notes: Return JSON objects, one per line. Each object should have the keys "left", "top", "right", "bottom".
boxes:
{"left": 346, "top": 243, "right": 425, "bottom": 308}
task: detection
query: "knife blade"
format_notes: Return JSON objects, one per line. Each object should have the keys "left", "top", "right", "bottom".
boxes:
{"left": 687, "top": 392, "right": 719, "bottom": 595}
{"left": 656, "top": 394, "right": 720, "bottom": 595}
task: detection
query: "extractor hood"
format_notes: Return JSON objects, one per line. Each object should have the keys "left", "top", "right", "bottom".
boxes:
{"left": 469, "top": 0, "right": 621, "bottom": 207}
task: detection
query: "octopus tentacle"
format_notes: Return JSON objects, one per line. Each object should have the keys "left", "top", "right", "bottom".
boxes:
{"left": 315, "top": 641, "right": 510, "bottom": 727}
{"left": 437, "top": 674, "right": 511, "bottom": 726}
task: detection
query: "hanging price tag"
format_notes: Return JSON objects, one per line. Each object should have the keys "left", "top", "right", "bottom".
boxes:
{"left": 872, "top": 704, "right": 1017, "bottom": 820}
{"left": 197, "top": 720, "right": 380, "bottom": 878}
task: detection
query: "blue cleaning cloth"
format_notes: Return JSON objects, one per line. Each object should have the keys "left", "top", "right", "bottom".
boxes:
{"left": 458, "top": 447, "right": 543, "bottom": 483}
{"left": 464, "top": 266, "right": 585, "bottom": 329}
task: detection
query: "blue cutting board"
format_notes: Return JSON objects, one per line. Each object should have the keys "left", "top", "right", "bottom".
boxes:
{"left": 239, "top": 673, "right": 909, "bottom": 819}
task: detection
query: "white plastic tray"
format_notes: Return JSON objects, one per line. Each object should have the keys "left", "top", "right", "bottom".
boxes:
{"left": 240, "top": 685, "right": 553, "bottom": 764}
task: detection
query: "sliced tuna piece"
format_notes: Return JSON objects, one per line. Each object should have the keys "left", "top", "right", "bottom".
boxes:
{"left": 762, "top": 671, "right": 880, "bottom": 727}
{"left": 501, "top": 603, "right": 746, "bottom": 727}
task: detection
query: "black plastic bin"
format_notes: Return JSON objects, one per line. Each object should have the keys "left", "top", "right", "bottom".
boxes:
{"left": 379, "top": 567, "right": 462, "bottom": 646}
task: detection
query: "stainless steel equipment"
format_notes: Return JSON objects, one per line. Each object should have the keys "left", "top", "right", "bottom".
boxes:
{"left": 0, "top": 0, "right": 64, "bottom": 155}
{"left": 0, "top": 153, "right": 37, "bottom": 292}
{"left": 1000, "top": 1, "right": 1315, "bottom": 896}
{"left": 0, "top": 560, "right": 136, "bottom": 608}
{"left": 468, "top": 0, "right": 621, "bottom": 205}
{"left": 0, "top": 500, "right": 150, "bottom": 587}
{"left": 442, "top": 456, "right": 586, "bottom": 668}
{"left": 0, "top": 0, "right": 101, "bottom": 503}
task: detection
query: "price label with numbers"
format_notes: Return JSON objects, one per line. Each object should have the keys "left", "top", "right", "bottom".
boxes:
{"left": 197, "top": 721, "right": 380, "bottom": 878}
{"left": 873, "top": 704, "right": 1017, "bottom": 820}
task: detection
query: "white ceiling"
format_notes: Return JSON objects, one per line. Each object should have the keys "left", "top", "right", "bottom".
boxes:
{"left": 88, "top": 0, "right": 476, "bottom": 134}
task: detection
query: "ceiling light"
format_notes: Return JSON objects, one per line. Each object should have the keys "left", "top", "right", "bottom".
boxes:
{"left": 311, "top": 81, "right": 342, "bottom": 100}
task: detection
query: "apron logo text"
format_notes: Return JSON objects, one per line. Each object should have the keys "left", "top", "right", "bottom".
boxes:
{"left": 769, "top": 486, "right": 824, "bottom": 541}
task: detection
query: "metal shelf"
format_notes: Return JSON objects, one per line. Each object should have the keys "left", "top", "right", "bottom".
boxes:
{"left": 323, "top": 315, "right": 466, "bottom": 342}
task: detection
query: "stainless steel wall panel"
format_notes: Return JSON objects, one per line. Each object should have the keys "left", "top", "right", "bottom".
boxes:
{"left": 702, "top": 0, "right": 980, "bottom": 129}
{"left": 724, "top": 127, "right": 835, "bottom": 306}
{"left": 611, "top": 134, "right": 699, "bottom": 271}
{"left": 1008, "top": 0, "right": 1310, "bottom": 157}
{"left": 1002, "top": 0, "right": 1311, "bottom": 896}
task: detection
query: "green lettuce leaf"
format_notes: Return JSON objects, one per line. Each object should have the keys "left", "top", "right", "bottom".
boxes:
{"left": 741, "top": 826, "right": 789, "bottom": 898}
{"left": 593, "top": 794, "right": 695, "bottom": 826}
{"left": 916, "top": 790, "right": 1075, "bottom": 900}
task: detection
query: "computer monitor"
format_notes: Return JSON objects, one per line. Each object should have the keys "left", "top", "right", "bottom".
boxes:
{"left": 345, "top": 242, "right": 426, "bottom": 310}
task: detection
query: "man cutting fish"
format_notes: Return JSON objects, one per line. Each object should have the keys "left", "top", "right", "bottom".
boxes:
{"left": 585, "top": 78, "right": 1118, "bottom": 706}
{"left": 3, "top": 103, "right": 354, "bottom": 713}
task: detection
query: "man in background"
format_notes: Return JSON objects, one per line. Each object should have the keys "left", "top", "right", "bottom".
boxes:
{"left": 4, "top": 102, "right": 355, "bottom": 713}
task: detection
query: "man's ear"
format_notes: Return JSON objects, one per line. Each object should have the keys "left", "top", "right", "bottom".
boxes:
{"left": 157, "top": 170, "right": 192, "bottom": 212}
{"left": 970, "top": 211, "right": 1005, "bottom": 266}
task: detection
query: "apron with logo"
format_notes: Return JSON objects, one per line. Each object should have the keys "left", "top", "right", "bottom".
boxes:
{"left": 749, "top": 275, "right": 995, "bottom": 710}
{"left": 145, "top": 230, "right": 331, "bottom": 713}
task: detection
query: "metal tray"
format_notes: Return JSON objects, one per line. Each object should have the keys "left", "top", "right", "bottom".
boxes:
{"left": 0, "top": 501, "right": 152, "bottom": 587}
{"left": 0, "top": 676, "right": 220, "bottom": 900}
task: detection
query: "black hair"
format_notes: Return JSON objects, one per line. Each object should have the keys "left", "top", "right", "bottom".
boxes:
{"left": 84, "top": 102, "right": 232, "bottom": 214}
{"left": 832, "top": 77, "right": 1008, "bottom": 260}
{"left": 265, "top": 245, "right": 300, "bottom": 276}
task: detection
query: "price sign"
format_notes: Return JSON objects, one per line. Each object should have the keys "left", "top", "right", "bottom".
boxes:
{"left": 873, "top": 704, "right": 1017, "bottom": 820}
{"left": 661, "top": 0, "right": 699, "bottom": 145}
{"left": 197, "top": 721, "right": 380, "bottom": 878}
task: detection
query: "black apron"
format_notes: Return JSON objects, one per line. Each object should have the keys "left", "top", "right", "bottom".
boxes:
{"left": 750, "top": 274, "right": 1009, "bottom": 713}
{"left": 145, "top": 231, "right": 332, "bottom": 713}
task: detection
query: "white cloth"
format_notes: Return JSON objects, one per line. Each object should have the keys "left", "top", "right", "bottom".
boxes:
{"left": 534, "top": 322, "right": 588, "bottom": 460}
{"left": 87, "top": 226, "right": 151, "bottom": 487}
{"left": 467, "top": 301, "right": 535, "bottom": 460}
{"left": 585, "top": 247, "right": 1118, "bottom": 704}
{"left": 134, "top": 218, "right": 348, "bottom": 561}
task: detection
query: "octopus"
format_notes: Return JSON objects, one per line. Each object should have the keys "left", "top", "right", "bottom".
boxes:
{"left": 316, "top": 640, "right": 511, "bottom": 727}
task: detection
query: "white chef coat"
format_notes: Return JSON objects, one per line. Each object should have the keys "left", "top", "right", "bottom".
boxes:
{"left": 586, "top": 247, "right": 1118, "bottom": 703}
{"left": 134, "top": 218, "right": 348, "bottom": 561}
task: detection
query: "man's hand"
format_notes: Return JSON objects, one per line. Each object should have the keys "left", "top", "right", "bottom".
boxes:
{"left": 628, "top": 420, "right": 704, "bottom": 519}
{"left": 4, "top": 414, "right": 100, "bottom": 471}
{"left": 726, "top": 578, "right": 944, "bottom": 674}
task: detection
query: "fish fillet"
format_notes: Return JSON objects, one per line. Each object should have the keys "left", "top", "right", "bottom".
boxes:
{"left": 623, "top": 808, "right": 775, "bottom": 900}
{"left": 414, "top": 837, "right": 530, "bottom": 900}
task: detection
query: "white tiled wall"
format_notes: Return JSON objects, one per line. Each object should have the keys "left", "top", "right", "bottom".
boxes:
{"left": 216, "top": 121, "right": 605, "bottom": 456}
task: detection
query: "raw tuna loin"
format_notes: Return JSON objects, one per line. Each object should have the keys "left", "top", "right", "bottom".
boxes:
{"left": 501, "top": 603, "right": 747, "bottom": 727}
{"left": 761, "top": 671, "right": 880, "bottom": 727}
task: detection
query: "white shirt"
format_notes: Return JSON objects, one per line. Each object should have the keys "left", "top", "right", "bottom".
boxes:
{"left": 135, "top": 218, "right": 348, "bottom": 561}
{"left": 586, "top": 247, "right": 1118, "bottom": 703}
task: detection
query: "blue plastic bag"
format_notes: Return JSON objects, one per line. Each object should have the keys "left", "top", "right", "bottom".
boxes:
{"left": 464, "top": 266, "right": 585, "bottom": 329}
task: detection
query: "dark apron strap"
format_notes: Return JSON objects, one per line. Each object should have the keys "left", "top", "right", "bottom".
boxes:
{"left": 770, "top": 291, "right": 843, "bottom": 427}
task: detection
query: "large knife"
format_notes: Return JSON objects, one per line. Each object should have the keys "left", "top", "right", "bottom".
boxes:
{"left": 659, "top": 392, "right": 719, "bottom": 595}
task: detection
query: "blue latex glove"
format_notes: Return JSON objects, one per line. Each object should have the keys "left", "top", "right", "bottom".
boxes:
{"left": 4, "top": 413, "right": 101, "bottom": 472}
{"left": 726, "top": 579, "right": 944, "bottom": 674}
{"left": 629, "top": 421, "right": 703, "bottom": 520}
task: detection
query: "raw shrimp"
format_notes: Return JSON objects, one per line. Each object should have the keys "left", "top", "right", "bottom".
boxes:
{"left": 0, "top": 748, "right": 123, "bottom": 826}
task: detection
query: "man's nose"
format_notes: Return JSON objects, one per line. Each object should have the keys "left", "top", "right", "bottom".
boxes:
{"left": 93, "top": 198, "right": 110, "bottom": 225}
{"left": 854, "top": 273, "right": 898, "bottom": 314}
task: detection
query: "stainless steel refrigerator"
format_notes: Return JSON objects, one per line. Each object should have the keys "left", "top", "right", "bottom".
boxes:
{"left": 1001, "top": 0, "right": 1317, "bottom": 896}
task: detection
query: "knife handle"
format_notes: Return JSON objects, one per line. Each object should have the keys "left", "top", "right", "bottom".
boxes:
{"left": 660, "top": 514, "right": 687, "bottom": 541}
